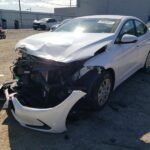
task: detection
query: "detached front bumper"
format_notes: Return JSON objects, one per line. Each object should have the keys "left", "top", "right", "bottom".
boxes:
{"left": 0, "top": 85, "right": 86, "bottom": 133}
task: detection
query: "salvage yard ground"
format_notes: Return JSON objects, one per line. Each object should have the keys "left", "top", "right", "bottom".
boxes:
{"left": 0, "top": 29, "right": 150, "bottom": 150}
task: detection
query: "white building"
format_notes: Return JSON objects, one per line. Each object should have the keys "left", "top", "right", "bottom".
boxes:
{"left": 55, "top": 0, "right": 150, "bottom": 22}
{"left": 0, "top": 9, "right": 53, "bottom": 29}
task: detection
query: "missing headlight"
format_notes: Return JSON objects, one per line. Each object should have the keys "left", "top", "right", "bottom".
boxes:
{"left": 12, "top": 54, "right": 87, "bottom": 108}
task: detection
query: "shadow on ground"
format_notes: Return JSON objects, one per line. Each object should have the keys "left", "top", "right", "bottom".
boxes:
{"left": 2, "top": 71, "right": 150, "bottom": 150}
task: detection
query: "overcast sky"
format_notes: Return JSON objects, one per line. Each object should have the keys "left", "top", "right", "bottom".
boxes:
{"left": 0, "top": 0, "right": 76, "bottom": 13}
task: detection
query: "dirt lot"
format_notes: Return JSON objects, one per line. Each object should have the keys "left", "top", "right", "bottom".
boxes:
{"left": 0, "top": 29, "right": 150, "bottom": 150}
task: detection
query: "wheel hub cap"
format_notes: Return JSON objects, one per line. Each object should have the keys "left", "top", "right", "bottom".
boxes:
{"left": 97, "top": 79, "right": 111, "bottom": 106}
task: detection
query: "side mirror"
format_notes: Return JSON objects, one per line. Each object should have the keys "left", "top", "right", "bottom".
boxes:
{"left": 121, "top": 34, "right": 138, "bottom": 44}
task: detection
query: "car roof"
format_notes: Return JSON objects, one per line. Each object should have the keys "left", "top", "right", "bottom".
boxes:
{"left": 77, "top": 15, "right": 138, "bottom": 20}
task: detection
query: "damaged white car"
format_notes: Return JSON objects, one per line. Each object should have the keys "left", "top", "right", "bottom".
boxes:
{"left": 1, "top": 15, "right": 150, "bottom": 133}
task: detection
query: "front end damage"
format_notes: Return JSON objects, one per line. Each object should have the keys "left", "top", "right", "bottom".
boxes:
{"left": 0, "top": 51, "right": 103, "bottom": 133}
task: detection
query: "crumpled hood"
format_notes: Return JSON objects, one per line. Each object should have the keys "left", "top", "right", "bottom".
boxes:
{"left": 16, "top": 32, "right": 115, "bottom": 63}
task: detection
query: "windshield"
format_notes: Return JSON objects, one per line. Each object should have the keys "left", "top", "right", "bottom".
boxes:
{"left": 55, "top": 18, "right": 120, "bottom": 33}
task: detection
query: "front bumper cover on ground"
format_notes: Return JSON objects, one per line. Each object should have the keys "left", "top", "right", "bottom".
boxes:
{"left": 1, "top": 88, "right": 86, "bottom": 133}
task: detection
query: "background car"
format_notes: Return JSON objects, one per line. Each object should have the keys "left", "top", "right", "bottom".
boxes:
{"left": 33, "top": 18, "right": 57, "bottom": 30}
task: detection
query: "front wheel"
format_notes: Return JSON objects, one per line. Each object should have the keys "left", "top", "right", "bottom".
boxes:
{"left": 89, "top": 72, "right": 113, "bottom": 110}
{"left": 3, "top": 35, "right": 6, "bottom": 39}
{"left": 144, "top": 52, "right": 150, "bottom": 73}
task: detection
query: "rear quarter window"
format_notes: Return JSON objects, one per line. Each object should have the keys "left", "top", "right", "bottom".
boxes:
{"left": 135, "top": 20, "right": 148, "bottom": 36}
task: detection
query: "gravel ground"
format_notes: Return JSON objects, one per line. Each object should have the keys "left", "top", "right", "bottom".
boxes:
{"left": 0, "top": 29, "right": 150, "bottom": 150}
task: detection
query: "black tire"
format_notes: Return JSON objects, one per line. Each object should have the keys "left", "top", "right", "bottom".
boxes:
{"left": 41, "top": 26, "right": 46, "bottom": 30}
{"left": 89, "top": 71, "right": 113, "bottom": 110}
{"left": 3, "top": 35, "right": 6, "bottom": 39}
{"left": 33, "top": 27, "right": 37, "bottom": 30}
{"left": 144, "top": 52, "right": 150, "bottom": 73}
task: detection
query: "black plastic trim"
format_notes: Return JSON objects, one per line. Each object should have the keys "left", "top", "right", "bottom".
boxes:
{"left": 25, "top": 119, "right": 51, "bottom": 130}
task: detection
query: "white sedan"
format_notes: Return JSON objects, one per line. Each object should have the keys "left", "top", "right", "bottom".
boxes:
{"left": 1, "top": 15, "right": 150, "bottom": 133}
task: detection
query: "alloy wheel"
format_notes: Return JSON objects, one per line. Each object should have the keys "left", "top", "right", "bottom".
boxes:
{"left": 97, "top": 78, "right": 111, "bottom": 106}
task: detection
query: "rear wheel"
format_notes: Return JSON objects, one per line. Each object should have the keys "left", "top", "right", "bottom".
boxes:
{"left": 144, "top": 52, "right": 150, "bottom": 73}
{"left": 41, "top": 26, "right": 46, "bottom": 30}
{"left": 89, "top": 72, "right": 113, "bottom": 110}
{"left": 33, "top": 27, "right": 37, "bottom": 30}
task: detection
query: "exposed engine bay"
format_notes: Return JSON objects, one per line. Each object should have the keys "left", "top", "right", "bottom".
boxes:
{"left": 3, "top": 51, "right": 102, "bottom": 109}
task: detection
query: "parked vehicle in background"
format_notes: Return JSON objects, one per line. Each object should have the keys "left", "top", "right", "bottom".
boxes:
{"left": 33, "top": 18, "right": 57, "bottom": 30}
{"left": 51, "top": 19, "right": 71, "bottom": 31}
{"left": 1, "top": 15, "right": 150, "bottom": 133}
{"left": 0, "top": 27, "right": 6, "bottom": 39}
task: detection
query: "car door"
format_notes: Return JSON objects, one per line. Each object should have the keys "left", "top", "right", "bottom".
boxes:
{"left": 113, "top": 20, "right": 139, "bottom": 83}
{"left": 134, "top": 20, "right": 150, "bottom": 67}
